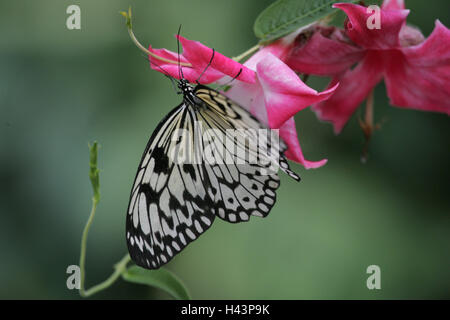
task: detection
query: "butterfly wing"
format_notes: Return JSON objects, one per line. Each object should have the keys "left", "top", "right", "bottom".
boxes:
{"left": 126, "top": 103, "right": 215, "bottom": 269}
{"left": 194, "top": 85, "right": 300, "bottom": 223}
{"left": 195, "top": 86, "right": 300, "bottom": 181}
{"left": 126, "top": 84, "right": 301, "bottom": 268}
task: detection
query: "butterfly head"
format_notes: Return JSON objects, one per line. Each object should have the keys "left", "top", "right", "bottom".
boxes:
{"left": 178, "top": 79, "right": 194, "bottom": 95}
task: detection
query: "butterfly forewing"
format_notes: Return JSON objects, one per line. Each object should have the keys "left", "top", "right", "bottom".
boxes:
{"left": 126, "top": 103, "right": 215, "bottom": 269}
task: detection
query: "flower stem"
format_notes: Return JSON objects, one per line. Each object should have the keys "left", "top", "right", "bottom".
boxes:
{"left": 365, "top": 89, "right": 374, "bottom": 128}
{"left": 79, "top": 142, "right": 131, "bottom": 298}
{"left": 121, "top": 8, "right": 191, "bottom": 67}
{"left": 78, "top": 196, "right": 97, "bottom": 297}
{"left": 80, "top": 252, "right": 131, "bottom": 297}
{"left": 232, "top": 44, "right": 260, "bottom": 62}
{"left": 360, "top": 89, "right": 375, "bottom": 163}
{"left": 120, "top": 7, "right": 260, "bottom": 71}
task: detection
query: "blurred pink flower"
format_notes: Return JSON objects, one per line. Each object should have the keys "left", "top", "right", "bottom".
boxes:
{"left": 148, "top": 36, "right": 338, "bottom": 169}
{"left": 287, "top": 0, "right": 450, "bottom": 133}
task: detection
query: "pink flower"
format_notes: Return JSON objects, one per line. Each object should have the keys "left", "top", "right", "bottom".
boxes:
{"left": 148, "top": 35, "right": 255, "bottom": 84}
{"left": 286, "top": 0, "right": 450, "bottom": 133}
{"left": 148, "top": 36, "right": 338, "bottom": 169}
{"left": 226, "top": 45, "right": 337, "bottom": 169}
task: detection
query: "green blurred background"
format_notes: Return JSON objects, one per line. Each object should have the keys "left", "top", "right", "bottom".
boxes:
{"left": 1, "top": 0, "right": 449, "bottom": 299}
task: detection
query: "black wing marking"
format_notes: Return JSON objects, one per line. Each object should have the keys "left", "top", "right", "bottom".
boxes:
{"left": 195, "top": 85, "right": 300, "bottom": 181}
{"left": 126, "top": 83, "right": 301, "bottom": 269}
{"left": 126, "top": 103, "right": 215, "bottom": 269}
{"left": 194, "top": 86, "right": 300, "bottom": 223}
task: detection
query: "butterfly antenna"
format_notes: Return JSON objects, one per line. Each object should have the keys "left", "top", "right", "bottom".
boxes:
{"left": 176, "top": 24, "right": 184, "bottom": 80}
{"left": 165, "top": 74, "right": 179, "bottom": 93}
{"left": 196, "top": 48, "right": 215, "bottom": 84}
{"left": 141, "top": 53, "right": 179, "bottom": 91}
{"left": 217, "top": 68, "right": 242, "bottom": 91}
{"left": 141, "top": 52, "right": 171, "bottom": 77}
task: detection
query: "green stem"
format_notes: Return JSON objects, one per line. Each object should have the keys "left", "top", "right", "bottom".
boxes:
{"left": 127, "top": 21, "right": 191, "bottom": 67}
{"left": 79, "top": 142, "right": 131, "bottom": 298}
{"left": 80, "top": 253, "right": 131, "bottom": 297}
{"left": 78, "top": 195, "right": 131, "bottom": 297}
{"left": 232, "top": 44, "right": 260, "bottom": 62}
{"left": 79, "top": 197, "right": 97, "bottom": 297}
{"left": 121, "top": 8, "right": 259, "bottom": 67}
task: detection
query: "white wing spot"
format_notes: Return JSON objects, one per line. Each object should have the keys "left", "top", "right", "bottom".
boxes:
{"left": 258, "top": 203, "right": 269, "bottom": 212}
{"left": 166, "top": 246, "right": 173, "bottom": 257}
{"left": 172, "top": 241, "right": 180, "bottom": 251}
{"left": 135, "top": 236, "right": 144, "bottom": 252}
{"left": 132, "top": 198, "right": 139, "bottom": 228}
{"left": 194, "top": 220, "right": 203, "bottom": 233}
{"left": 268, "top": 180, "right": 278, "bottom": 188}
{"left": 186, "top": 229, "right": 196, "bottom": 240}
{"left": 264, "top": 196, "right": 274, "bottom": 205}
{"left": 239, "top": 212, "right": 249, "bottom": 221}
{"left": 252, "top": 211, "right": 263, "bottom": 217}
{"left": 138, "top": 193, "right": 150, "bottom": 235}
{"left": 180, "top": 233, "right": 187, "bottom": 245}
{"left": 201, "top": 216, "right": 211, "bottom": 226}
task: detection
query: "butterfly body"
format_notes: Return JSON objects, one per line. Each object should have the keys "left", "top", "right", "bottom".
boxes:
{"left": 126, "top": 81, "right": 300, "bottom": 269}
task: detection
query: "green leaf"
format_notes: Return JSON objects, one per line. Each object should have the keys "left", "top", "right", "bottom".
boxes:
{"left": 122, "top": 265, "right": 191, "bottom": 300}
{"left": 88, "top": 141, "right": 100, "bottom": 202}
{"left": 254, "top": 0, "right": 359, "bottom": 44}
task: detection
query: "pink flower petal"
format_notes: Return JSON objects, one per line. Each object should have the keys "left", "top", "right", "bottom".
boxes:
{"left": 178, "top": 36, "right": 256, "bottom": 84}
{"left": 402, "top": 20, "right": 450, "bottom": 67}
{"left": 148, "top": 36, "right": 255, "bottom": 84}
{"left": 225, "top": 71, "right": 326, "bottom": 167}
{"left": 224, "top": 80, "right": 263, "bottom": 117}
{"left": 384, "top": 21, "right": 450, "bottom": 114}
{"left": 382, "top": 0, "right": 405, "bottom": 10}
{"left": 334, "top": 3, "right": 409, "bottom": 50}
{"left": 222, "top": 43, "right": 292, "bottom": 114}
{"left": 243, "top": 40, "right": 293, "bottom": 71}
{"left": 313, "top": 51, "right": 384, "bottom": 134}
{"left": 148, "top": 45, "right": 224, "bottom": 83}
{"left": 279, "top": 118, "right": 328, "bottom": 169}
{"left": 256, "top": 54, "right": 338, "bottom": 129}
{"left": 287, "top": 27, "right": 365, "bottom": 75}
{"left": 384, "top": 50, "right": 450, "bottom": 114}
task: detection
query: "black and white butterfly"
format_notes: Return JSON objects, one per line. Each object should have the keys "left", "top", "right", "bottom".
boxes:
{"left": 126, "top": 44, "right": 300, "bottom": 270}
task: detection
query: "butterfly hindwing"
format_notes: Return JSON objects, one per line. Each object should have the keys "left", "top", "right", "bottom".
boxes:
{"left": 194, "top": 86, "right": 299, "bottom": 223}
{"left": 199, "top": 111, "right": 280, "bottom": 222}
{"left": 195, "top": 85, "right": 300, "bottom": 182}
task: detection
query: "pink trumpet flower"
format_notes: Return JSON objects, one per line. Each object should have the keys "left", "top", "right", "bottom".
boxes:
{"left": 148, "top": 35, "right": 338, "bottom": 169}
{"left": 287, "top": 0, "right": 450, "bottom": 133}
